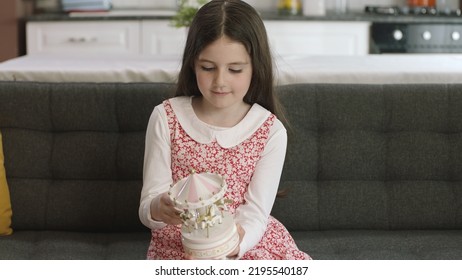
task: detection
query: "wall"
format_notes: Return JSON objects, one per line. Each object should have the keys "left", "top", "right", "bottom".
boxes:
{"left": 0, "top": 0, "right": 22, "bottom": 62}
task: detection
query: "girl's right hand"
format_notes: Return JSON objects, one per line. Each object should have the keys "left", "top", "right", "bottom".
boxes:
{"left": 150, "top": 192, "right": 183, "bottom": 225}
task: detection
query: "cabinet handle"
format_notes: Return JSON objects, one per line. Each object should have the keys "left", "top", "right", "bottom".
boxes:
{"left": 67, "top": 37, "right": 98, "bottom": 43}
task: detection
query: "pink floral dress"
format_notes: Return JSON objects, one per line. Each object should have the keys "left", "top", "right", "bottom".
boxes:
{"left": 146, "top": 100, "right": 311, "bottom": 260}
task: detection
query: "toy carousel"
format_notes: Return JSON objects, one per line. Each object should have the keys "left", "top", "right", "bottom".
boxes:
{"left": 168, "top": 170, "right": 239, "bottom": 259}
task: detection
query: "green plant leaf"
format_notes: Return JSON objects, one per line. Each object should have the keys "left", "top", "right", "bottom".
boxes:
{"left": 171, "top": 0, "right": 209, "bottom": 28}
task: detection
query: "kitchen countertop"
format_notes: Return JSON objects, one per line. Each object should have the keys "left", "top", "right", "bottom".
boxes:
{"left": 1, "top": 54, "right": 461, "bottom": 85}
{"left": 27, "top": 10, "right": 462, "bottom": 24}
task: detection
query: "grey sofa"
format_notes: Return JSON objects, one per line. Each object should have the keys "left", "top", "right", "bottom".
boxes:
{"left": 0, "top": 81, "right": 461, "bottom": 260}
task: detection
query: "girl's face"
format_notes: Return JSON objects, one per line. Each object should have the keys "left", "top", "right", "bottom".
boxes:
{"left": 194, "top": 36, "right": 252, "bottom": 111}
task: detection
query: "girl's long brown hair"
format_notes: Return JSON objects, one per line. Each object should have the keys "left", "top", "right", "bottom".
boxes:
{"left": 175, "top": 0, "right": 289, "bottom": 197}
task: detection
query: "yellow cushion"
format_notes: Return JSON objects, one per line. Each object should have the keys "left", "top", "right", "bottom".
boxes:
{"left": 0, "top": 131, "right": 13, "bottom": 235}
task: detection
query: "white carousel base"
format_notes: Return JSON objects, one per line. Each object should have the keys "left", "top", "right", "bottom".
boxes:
{"left": 181, "top": 212, "right": 239, "bottom": 260}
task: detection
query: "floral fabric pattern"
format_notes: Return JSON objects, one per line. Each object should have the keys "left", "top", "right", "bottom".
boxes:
{"left": 147, "top": 100, "right": 311, "bottom": 260}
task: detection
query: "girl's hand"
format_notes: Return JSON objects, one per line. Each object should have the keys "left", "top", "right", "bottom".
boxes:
{"left": 150, "top": 192, "right": 183, "bottom": 225}
{"left": 226, "top": 223, "right": 245, "bottom": 259}
{"left": 184, "top": 252, "right": 193, "bottom": 260}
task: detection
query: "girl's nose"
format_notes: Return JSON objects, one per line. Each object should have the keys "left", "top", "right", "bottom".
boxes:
{"left": 214, "top": 68, "right": 226, "bottom": 86}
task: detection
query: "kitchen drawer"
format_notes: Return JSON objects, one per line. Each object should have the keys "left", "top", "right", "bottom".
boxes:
{"left": 26, "top": 21, "right": 140, "bottom": 55}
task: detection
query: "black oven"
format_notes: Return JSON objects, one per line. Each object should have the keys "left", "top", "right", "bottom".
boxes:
{"left": 371, "top": 22, "right": 462, "bottom": 53}
{"left": 366, "top": 6, "right": 462, "bottom": 53}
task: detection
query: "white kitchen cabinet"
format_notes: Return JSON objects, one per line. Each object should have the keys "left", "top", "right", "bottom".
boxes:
{"left": 26, "top": 19, "right": 370, "bottom": 56}
{"left": 26, "top": 21, "right": 140, "bottom": 55}
{"left": 141, "top": 20, "right": 371, "bottom": 57}
{"left": 141, "top": 20, "right": 186, "bottom": 56}
{"left": 265, "top": 21, "right": 370, "bottom": 56}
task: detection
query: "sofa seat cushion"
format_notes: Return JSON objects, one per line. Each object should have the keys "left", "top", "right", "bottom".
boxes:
{"left": 0, "top": 230, "right": 151, "bottom": 259}
{"left": 292, "top": 230, "right": 462, "bottom": 260}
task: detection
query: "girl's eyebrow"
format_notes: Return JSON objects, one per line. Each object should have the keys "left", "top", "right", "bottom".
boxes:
{"left": 197, "top": 58, "right": 249, "bottom": 65}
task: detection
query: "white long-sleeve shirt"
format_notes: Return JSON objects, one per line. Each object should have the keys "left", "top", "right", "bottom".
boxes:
{"left": 139, "top": 96, "right": 287, "bottom": 258}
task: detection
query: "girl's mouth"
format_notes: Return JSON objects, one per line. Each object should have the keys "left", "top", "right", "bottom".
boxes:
{"left": 212, "top": 91, "right": 230, "bottom": 95}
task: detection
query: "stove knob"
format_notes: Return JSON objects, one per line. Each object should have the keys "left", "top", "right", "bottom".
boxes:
{"left": 452, "top": 31, "right": 461, "bottom": 41}
{"left": 422, "top": 31, "right": 432, "bottom": 41}
{"left": 393, "top": 29, "right": 403, "bottom": 41}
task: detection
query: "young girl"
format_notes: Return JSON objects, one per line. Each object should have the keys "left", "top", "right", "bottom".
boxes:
{"left": 139, "top": 0, "right": 311, "bottom": 260}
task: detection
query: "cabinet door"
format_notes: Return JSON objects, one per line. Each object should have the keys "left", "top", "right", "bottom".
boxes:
{"left": 26, "top": 21, "right": 140, "bottom": 55}
{"left": 264, "top": 21, "right": 370, "bottom": 56}
{"left": 141, "top": 20, "right": 186, "bottom": 56}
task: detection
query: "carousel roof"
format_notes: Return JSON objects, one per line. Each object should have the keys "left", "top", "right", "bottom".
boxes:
{"left": 169, "top": 170, "right": 227, "bottom": 210}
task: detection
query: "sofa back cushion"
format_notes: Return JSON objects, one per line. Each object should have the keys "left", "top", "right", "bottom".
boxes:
{"left": 2, "top": 82, "right": 462, "bottom": 233}
{"left": 0, "top": 82, "right": 174, "bottom": 232}
{"left": 273, "top": 84, "right": 462, "bottom": 231}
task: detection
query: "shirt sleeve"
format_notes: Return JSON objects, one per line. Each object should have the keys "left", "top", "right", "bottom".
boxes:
{"left": 234, "top": 119, "right": 288, "bottom": 259}
{"left": 138, "top": 104, "right": 173, "bottom": 230}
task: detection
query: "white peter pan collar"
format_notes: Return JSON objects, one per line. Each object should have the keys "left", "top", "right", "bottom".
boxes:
{"left": 169, "top": 96, "right": 271, "bottom": 148}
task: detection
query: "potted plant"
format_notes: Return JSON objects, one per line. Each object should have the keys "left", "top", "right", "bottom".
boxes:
{"left": 172, "top": 0, "right": 210, "bottom": 28}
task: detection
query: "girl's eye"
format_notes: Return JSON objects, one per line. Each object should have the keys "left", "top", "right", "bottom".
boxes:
{"left": 201, "top": 66, "right": 214, "bottom": 71}
{"left": 199, "top": 66, "right": 242, "bottom": 73}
